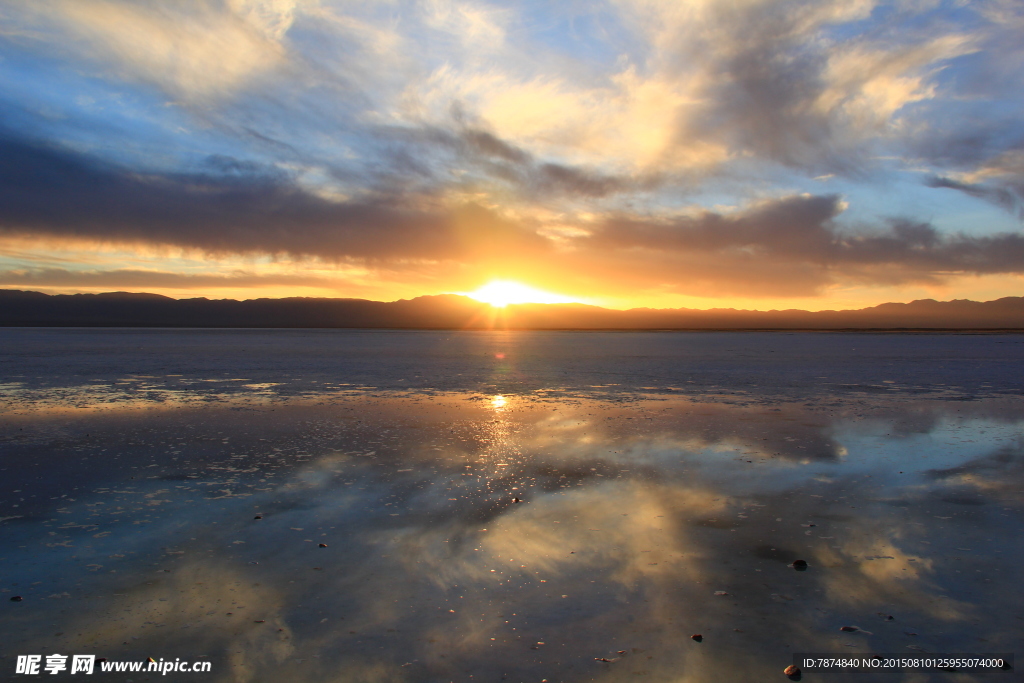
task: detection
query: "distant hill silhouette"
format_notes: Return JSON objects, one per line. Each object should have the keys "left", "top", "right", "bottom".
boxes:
{"left": 1, "top": 289, "right": 1022, "bottom": 329}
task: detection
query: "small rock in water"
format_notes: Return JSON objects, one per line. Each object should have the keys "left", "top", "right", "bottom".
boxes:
{"left": 10, "top": 596, "right": 22, "bottom": 602}
{"left": 691, "top": 634, "right": 703, "bottom": 642}
{"left": 839, "top": 626, "right": 859, "bottom": 632}
{"left": 254, "top": 515, "right": 263, "bottom": 520}
{"left": 318, "top": 543, "right": 328, "bottom": 548}
{"left": 784, "top": 664, "right": 800, "bottom": 677}
{"left": 512, "top": 497, "right": 521, "bottom": 503}
{"left": 791, "top": 559, "right": 808, "bottom": 570}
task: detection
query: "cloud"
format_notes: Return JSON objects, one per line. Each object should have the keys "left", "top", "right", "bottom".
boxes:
{"left": 569, "top": 194, "right": 1024, "bottom": 296}
{"left": 1, "top": 0, "right": 1022, "bottom": 303}
{"left": 926, "top": 175, "right": 1022, "bottom": 217}
{"left": 589, "top": 194, "right": 844, "bottom": 256}
{"left": 0, "top": 131, "right": 551, "bottom": 263}
{"left": 8, "top": 0, "right": 299, "bottom": 102}
{"left": 419, "top": 123, "right": 643, "bottom": 199}
{"left": 409, "top": 57, "right": 727, "bottom": 175}
{"left": 0, "top": 0, "right": 1009, "bottom": 187}
{"left": 590, "top": 193, "right": 1024, "bottom": 276}
{"left": 0, "top": 267, "right": 346, "bottom": 291}
{"left": 3, "top": 130, "right": 1024, "bottom": 299}
{"left": 926, "top": 148, "right": 1024, "bottom": 217}
{"left": 397, "top": 0, "right": 983, "bottom": 182}
{"left": 423, "top": 0, "right": 508, "bottom": 52}
{"left": 659, "top": 1, "right": 976, "bottom": 173}
{"left": 1, "top": 0, "right": 1007, "bottom": 205}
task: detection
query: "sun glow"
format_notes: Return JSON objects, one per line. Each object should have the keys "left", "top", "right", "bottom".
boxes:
{"left": 466, "top": 280, "right": 576, "bottom": 308}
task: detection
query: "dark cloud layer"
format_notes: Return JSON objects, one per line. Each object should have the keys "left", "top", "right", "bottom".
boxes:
{"left": 0, "top": 132, "right": 549, "bottom": 262}
{"left": 0, "top": 267, "right": 340, "bottom": 290}
{"left": 591, "top": 194, "right": 1024, "bottom": 275}
{"left": 3, "top": 130, "right": 1024, "bottom": 298}
{"left": 569, "top": 194, "right": 1024, "bottom": 296}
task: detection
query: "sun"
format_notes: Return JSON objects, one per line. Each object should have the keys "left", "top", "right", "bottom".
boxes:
{"left": 466, "top": 280, "right": 576, "bottom": 308}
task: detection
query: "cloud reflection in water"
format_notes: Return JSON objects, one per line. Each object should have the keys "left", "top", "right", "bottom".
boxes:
{"left": 1, "top": 392, "right": 1022, "bottom": 681}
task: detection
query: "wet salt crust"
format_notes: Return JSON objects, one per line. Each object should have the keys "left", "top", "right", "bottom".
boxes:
{"left": 1, "top": 329, "right": 1022, "bottom": 682}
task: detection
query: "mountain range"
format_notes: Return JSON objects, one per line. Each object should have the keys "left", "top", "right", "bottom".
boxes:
{"left": 1, "top": 289, "right": 1022, "bottom": 329}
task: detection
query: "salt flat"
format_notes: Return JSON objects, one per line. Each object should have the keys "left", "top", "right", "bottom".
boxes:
{"left": 1, "top": 329, "right": 1021, "bottom": 681}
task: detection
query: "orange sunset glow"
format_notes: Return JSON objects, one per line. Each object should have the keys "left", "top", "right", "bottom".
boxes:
{"left": 466, "top": 281, "right": 579, "bottom": 308}
{"left": 0, "top": 1, "right": 1021, "bottom": 311}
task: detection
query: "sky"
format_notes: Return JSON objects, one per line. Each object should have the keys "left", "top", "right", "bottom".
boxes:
{"left": 0, "top": 0, "right": 1022, "bottom": 311}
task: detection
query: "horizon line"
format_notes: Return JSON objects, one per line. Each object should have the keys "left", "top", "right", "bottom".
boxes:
{"left": 4, "top": 287, "right": 1022, "bottom": 316}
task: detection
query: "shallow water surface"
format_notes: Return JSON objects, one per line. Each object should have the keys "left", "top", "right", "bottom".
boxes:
{"left": 1, "top": 330, "right": 1022, "bottom": 681}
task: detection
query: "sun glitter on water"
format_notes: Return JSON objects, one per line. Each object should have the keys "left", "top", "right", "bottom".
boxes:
{"left": 466, "top": 280, "right": 576, "bottom": 308}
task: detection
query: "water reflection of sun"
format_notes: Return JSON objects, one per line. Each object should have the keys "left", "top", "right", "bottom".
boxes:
{"left": 490, "top": 394, "right": 507, "bottom": 410}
